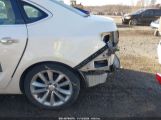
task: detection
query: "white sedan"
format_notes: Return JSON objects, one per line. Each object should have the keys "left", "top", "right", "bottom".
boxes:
{"left": 0, "top": 0, "right": 120, "bottom": 109}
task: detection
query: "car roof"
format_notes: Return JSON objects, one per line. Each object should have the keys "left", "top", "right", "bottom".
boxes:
{"left": 144, "top": 8, "right": 161, "bottom": 10}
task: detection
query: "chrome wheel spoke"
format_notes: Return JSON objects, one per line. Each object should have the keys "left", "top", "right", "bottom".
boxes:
{"left": 58, "top": 80, "right": 70, "bottom": 87}
{"left": 50, "top": 91, "right": 55, "bottom": 105}
{"left": 32, "top": 88, "right": 47, "bottom": 94}
{"left": 47, "top": 70, "right": 54, "bottom": 83}
{"left": 56, "top": 87, "right": 71, "bottom": 95}
{"left": 38, "top": 73, "right": 48, "bottom": 84}
{"left": 54, "top": 91, "right": 66, "bottom": 102}
{"left": 40, "top": 91, "right": 50, "bottom": 103}
{"left": 32, "top": 81, "right": 47, "bottom": 88}
{"left": 54, "top": 74, "right": 65, "bottom": 84}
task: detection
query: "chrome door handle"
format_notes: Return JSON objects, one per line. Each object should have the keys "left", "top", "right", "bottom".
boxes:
{"left": 0, "top": 37, "right": 18, "bottom": 45}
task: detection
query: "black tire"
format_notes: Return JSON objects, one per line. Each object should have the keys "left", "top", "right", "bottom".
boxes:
{"left": 122, "top": 20, "right": 126, "bottom": 24}
{"left": 154, "top": 29, "right": 160, "bottom": 37}
{"left": 23, "top": 63, "right": 80, "bottom": 110}
{"left": 129, "top": 19, "right": 137, "bottom": 26}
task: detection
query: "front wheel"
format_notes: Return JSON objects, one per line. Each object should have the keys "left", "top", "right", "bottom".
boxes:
{"left": 23, "top": 63, "right": 80, "bottom": 109}
{"left": 129, "top": 19, "right": 137, "bottom": 26}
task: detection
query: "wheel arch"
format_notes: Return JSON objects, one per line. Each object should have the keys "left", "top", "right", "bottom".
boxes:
{"left": 19, "top": 61, "right": 87, "bottom": 93}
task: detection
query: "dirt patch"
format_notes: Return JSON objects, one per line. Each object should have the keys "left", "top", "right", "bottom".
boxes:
{"left": 118, "top": 27, "right": 160, "bottom": 65}
{"left": 120, "top": 54, "right": 161, "bottom": 73}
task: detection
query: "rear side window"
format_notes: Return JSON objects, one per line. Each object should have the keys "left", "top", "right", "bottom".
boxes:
{"left": 20, "top": 1, "right": 48, "bottom": 23}
{"left": 143, "top": 10, "right": 154, "bottom": 17}
{"left": 154, "top": 10, "right": 161, "bottom": 16}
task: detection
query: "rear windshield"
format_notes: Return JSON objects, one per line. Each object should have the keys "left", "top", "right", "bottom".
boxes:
{"left": 50, "top": 0, "right": 90, "bottom": 17}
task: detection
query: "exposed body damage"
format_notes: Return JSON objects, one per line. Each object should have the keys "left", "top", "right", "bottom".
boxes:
{"left": 76, "top": 32, "right": 120, "bottom": 87}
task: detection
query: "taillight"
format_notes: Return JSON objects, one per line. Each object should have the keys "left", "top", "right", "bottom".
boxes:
{"left": 156, "top": 73, "right": 161, "bottom": 85}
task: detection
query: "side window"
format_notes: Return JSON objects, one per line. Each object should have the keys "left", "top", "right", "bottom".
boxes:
{"left": 0, "top": 0, "right": 15, "bottom": 25}
{"left": 150, "top": 10, "right": 154, "bottom": 16}
{"left": 21, "top": 2, "right": 48, "bottom": 23}
{"left": 143, "top": 10, "right": 153, "bottom": 17}
{"left": 155, "top": 10, "right": 161, "bottom": 16}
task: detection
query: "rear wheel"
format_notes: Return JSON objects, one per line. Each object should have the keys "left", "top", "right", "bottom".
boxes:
{"left": 23, "top": 63, "right": 80, "bottom": 109}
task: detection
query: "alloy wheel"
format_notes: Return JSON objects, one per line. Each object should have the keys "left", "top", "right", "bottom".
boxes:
{"left": 30, "top": 70, "right": 73, "bottom": 107}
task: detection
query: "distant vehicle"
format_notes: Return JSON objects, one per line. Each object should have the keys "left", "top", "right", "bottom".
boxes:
{"left": 151, "top": 19, "right": 160, "bottom": 29}
{"left": 122, "top": 8, "right": 161, "bottom": 26}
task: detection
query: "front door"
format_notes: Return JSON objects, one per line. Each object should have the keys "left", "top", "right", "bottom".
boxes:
{"left": 0, "top": 0, "right": 27, "bottom": 88}
{"left": 142, "top": 10, "right": 154, "bottom": 25}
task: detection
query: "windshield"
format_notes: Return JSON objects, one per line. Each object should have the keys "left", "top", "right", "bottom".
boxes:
{"left": 50, "top": 0, "right": 90, "bottom": 17}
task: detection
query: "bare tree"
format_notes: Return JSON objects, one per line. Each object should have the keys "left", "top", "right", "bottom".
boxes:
{"left": 136, "top": 0, "right": 145, "bottom": 7}
{"left": 144, "top": 0, "right": 150, "bottom": 6}
{"left": 131, "top": 0, "right": 135, "bottom": 6}
{"left": 150, "top": 0, "right": 157, "bottom": 6}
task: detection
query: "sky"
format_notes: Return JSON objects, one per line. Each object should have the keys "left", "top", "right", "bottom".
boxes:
{"left": 63, "top": 0, "right": 161, "bottom": 6}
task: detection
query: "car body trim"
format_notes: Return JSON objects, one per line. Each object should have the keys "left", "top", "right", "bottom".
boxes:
{"left": 75, "top": 46, "right": 107, "bottom": 69}
{"left": 0, "top": 64, "right": 2, "bottom": 72}
{"left": 11, "top": 38, "right": 29, "bottom": 78}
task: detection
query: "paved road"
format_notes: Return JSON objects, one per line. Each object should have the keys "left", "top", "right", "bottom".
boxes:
{"left": 0, "top": 69, "right": 161, "bottom": 119}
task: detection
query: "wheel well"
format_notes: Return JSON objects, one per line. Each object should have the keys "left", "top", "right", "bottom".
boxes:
{"left": 19, "top": 61, "right": 87, "bottom": 93}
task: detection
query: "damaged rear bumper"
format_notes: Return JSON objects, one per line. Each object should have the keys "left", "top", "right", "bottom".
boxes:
{"left": 75, "top": 46, "right": 120, "bottom": 87}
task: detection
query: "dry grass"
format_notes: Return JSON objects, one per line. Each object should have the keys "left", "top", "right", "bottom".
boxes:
{"left": 120, "top": 54, "right": 161, "bottom": 73}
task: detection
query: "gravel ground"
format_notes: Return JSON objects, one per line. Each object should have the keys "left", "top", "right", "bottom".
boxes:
{"left": 0, "top": 69, "right": 161, "bottom": 119}
{"left": 1, "top": 19, "right": 161, "bottom": 119}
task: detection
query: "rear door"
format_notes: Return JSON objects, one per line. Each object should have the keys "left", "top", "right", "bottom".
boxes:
{"left": 0, "top": 0, "right": 27, "bottom": 88}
